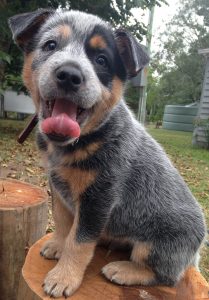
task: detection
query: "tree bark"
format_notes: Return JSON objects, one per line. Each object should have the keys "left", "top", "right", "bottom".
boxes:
{"left": 0, "top": 178, "right": 48, "bottom": 300}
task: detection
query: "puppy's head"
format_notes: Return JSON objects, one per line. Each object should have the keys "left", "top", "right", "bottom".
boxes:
{"left": 9, "top": 9, "right": 149, "bottom": 145}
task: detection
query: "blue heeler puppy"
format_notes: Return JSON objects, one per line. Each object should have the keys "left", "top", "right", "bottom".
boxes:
{"left": 9, "top": 8, "right": 206, "bottom": 298}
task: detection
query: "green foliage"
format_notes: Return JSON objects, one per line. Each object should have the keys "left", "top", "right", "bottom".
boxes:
{"left": 147, "top": 0, "right": 209, "bottom": 121}
{"left": 1, "top": 74, "right": 24, "bottom": 93}
{"left": 125, "top": 84, "right": 139, "bottom": 114}
{"left": 0, "top": 48, "right": 25, "bottom": 94}
{"left": 0, "top": 50, "right": 12, "bottom": 94}
{"left": 146, "top": 67, "right": 162, "bottom": 121}
{"left": 0, "top": 50, "right": 11, "bottom": 64}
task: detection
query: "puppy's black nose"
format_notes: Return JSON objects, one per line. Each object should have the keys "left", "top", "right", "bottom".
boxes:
{"left": 55, "top": 65, "right": 83, "bottom": 92}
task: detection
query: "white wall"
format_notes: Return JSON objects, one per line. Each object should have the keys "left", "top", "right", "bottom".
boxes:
{"left": 4, "top": 90, "right": 35, "bottom": 114}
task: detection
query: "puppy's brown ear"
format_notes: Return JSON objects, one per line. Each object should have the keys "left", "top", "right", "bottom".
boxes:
{"left": 115, "top": 29, "right": 149, "bottom": 78}
{"left": 8, "top": 8, "right": 54, "bottom": 51}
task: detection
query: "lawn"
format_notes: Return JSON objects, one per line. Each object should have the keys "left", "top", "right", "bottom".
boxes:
{"left": 148, "top": 127, "right": 209, "bottom": 280}
{"left": 0, "top": 119, "right": 209, "bottom": 279}
{"left": 148, "top": 127, "right": 209, "bottom": 221}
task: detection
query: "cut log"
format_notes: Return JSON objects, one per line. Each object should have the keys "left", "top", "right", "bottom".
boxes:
{"left": 0, "top": 178, "right": 48, "bottom": 300}
{"left": 22, "top": 234, "right": 209, "bottom": 300}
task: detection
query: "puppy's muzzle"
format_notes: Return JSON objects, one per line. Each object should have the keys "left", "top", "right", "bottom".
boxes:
{"left": 55, "top": 63, "right": 84, "bottom": 92}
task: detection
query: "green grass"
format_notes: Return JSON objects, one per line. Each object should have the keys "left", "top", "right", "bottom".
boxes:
{"left": 148, "top": 128, "right": 209, "bottom": 216}
{"left": 148, "top": 127, "right": 209, "bottom": 280}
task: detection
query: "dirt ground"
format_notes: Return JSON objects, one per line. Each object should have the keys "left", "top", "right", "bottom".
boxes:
{"left": 0, "top": 118, "right": 54, "bottom": 231}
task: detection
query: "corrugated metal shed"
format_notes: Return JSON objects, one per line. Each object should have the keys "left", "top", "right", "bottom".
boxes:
{"left": 193, "top": 49, "right": 209, "bottom": 148}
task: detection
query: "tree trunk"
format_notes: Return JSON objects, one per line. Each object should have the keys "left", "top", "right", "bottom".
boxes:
{"left": 0, "top": 178, "right": 48, "bottom": 300}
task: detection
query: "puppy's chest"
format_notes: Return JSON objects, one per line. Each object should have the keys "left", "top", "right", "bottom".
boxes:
{"left": 48, "top": 150, "right": 97, "bottom": 207}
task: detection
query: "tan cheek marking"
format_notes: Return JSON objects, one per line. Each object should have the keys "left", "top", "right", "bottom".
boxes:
{"left": 22, "top": 52, "right": 40, "bottom": 110}
{"left": 60, "top": 142, "right": 101, "bottom": 166}
{"left": 89, "top": 35, "right": 107, "bottom": 49}
{"left": 82, "top": 76, "right": 123, "bottom": 135}
{"left": 131, "top": 241, "right": 152, "bottom": 267}
{"left": 108, "top": 76, "right": 124, "bottom": 108}
{"left": 58, "top": 167, "right": 97, "bottom": 200}
{"left": 58, "top": 24, "right": 71, "bottom": 38}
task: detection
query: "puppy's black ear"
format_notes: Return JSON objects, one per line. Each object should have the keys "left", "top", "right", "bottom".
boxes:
{"left": 115, "top": 29, "right": 149, "bottom": 78}
{"left": 8, "top": 8, "right": 54, "bottom": 51}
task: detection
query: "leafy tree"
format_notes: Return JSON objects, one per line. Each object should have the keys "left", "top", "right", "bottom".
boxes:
{"left": 147, "top": 0, "right": 209, "bottom": 121}
{"left": 125, "top": 84, "right": 140, "bottom": 114}
{"left": 146, "top": 67, "right": 162, "bottom": 121}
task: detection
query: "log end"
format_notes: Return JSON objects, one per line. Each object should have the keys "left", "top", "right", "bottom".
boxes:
{"left": 0, "top": 178, "right": 47, "bottom": 208}
{"left": 22, "top": 234, "right": 209, "bottom": 300}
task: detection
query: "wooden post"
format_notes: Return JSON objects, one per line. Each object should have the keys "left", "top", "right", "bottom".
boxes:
{"left": 0, "top": 178, "right": 48, "bottom": 300}
{"left": 21, "top": 234, "right": 209, "bottom": 300}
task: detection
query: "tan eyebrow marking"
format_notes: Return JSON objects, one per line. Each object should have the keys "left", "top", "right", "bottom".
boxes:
{"left": 89, "top": 34, "right": 107, "bottom": 49}
{"left": 58, "top": 24, "right": 71, "bottom": 38}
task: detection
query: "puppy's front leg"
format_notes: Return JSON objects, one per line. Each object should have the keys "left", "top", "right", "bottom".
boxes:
{"left": 40, "top": 187, "right": 74, "bottom": 260}
{"left": 43, "top": 206, "right": 96, "bottom": 298}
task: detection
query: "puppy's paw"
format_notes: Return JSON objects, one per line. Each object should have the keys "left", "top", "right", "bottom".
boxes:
{"left": 40, "top": 238, "right": 64, "bottom": 260}
{"left": 102, "top": 261, "right": 136, "bottom": 285}
{"left": 43, "top": 264, "right": 82, "bottom": 298}
{"left": 102, "top": 261, "right": 155, "bottom": 286}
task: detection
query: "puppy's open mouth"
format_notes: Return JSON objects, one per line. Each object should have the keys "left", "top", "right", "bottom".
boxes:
{"left": 41, "top": 98, "right": 91, "bottom": 141}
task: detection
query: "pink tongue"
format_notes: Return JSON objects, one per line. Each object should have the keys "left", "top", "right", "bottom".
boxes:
{"left": 41, "top": 99, "right": 80, "bottom": 138}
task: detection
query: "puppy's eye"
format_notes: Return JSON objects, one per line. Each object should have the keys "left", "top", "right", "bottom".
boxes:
{"left": 95, "top": 55, "right": 108, "bottom": 67}
{"left": 43, "top": 40, "right": 57, "bottom": 51}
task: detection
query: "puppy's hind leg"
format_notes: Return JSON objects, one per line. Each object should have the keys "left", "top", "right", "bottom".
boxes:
{"left": 40, "top": 188, "right": 73, "bottom": 260}
{"left": 102, "top": 241, "right": 156, "bottom": 286}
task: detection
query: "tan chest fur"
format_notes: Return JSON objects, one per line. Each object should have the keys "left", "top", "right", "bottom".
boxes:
{"left": 47, "top": 141, "right": 99, "bottom": 201}
{"left": 58, "top": 166, "right": 97, "bottom": 200}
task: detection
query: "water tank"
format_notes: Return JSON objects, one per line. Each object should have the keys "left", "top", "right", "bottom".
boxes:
{"left": 163, "top": 104, "right": 198, "bottom": 132}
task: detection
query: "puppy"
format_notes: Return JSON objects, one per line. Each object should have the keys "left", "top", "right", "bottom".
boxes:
{"left": 9, "top": 9, "right": 206, "bottom": 298}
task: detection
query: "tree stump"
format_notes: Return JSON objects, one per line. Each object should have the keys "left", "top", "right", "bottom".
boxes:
{"left": 22, "top": 234, "right": 209, "bottom": 300}
{"left": 0, "top": 178, "right": 48, "bottom": 300}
